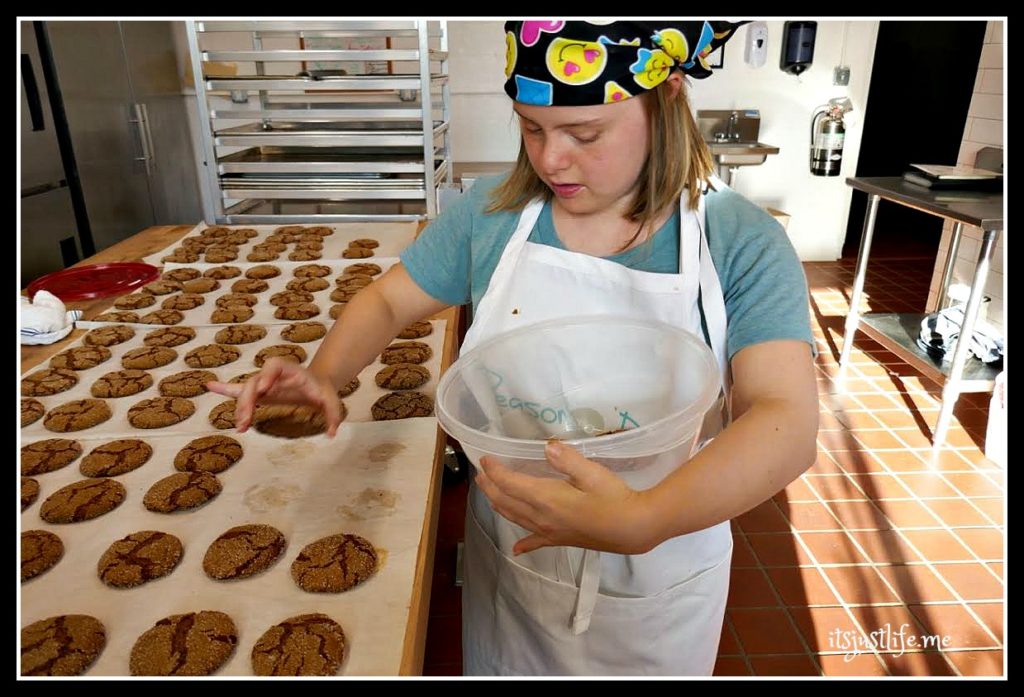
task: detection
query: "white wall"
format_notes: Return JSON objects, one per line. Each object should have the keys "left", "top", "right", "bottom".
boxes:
{"left": 926, "top": 20, "right": 1004, "bottom": 332}
{"left": 447, "top": 20, "right": 880, "bottom": 262}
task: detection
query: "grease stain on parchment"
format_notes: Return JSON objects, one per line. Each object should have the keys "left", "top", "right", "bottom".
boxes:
{"left": 266, "top": 440, "right": 317, "bottom": 467}
{"left": 368, "top": 442, "right": 406, "bottom": 463}
{"left": 244, "top": 479, "right": 303, "bottom": 512}
{"left": 336, "top": 487, "right": 400, "bottom": 521}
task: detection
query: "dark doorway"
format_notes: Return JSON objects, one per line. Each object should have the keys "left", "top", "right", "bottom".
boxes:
{"left": 843, "top": 21, "right": 986, "bottom": 259}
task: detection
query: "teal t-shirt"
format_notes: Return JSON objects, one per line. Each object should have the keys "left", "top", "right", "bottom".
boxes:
{"left": 401, "top": 175, "right": 813, "bottom": 361}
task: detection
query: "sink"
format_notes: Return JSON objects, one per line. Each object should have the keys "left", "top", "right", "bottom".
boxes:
{"left": 704, "top": 141, "right": 780, "bottom": 166}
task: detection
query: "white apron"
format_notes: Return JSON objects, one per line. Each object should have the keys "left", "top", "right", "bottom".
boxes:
{"left": 460, "top": 182, "right": 734, "bottom": 676}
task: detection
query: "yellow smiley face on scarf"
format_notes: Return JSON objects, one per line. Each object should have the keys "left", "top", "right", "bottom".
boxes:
{"left": 546, "top": 37, "right": 608, "bottom": 86}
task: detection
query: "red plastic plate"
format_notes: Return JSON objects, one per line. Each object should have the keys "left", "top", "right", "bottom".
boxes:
{"left": 27, "top": 263, "right": 161, "bottom": 302}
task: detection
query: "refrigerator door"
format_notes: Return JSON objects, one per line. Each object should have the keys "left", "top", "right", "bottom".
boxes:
{"left": 45, "top": 21, "right": 155, "bottom": 253}
{"left": 120, "top": 21, "right": 202, "bottom": 224}
{"left": 20, "top": 20, "right": 82, "bottom": 284}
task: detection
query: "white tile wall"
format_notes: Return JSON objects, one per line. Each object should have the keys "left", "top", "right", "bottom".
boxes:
{"left": 926, "top": 21, "right": 1005, "bottom": 335}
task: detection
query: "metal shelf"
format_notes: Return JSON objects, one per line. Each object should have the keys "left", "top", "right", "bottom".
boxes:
{"left": 857, "top": 312, "right": 1000, "bottom": 391}
{"left": 188, "top": 20, "right": 452, "bottom": 222}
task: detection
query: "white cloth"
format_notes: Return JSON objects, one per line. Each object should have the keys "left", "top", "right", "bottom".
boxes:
{"left": 20, "top": 291, "right": 82, "bottom": 345}
{"left": 460, "top": 183, "right": 733, "bottom": 676}
{"left": 917, "top": 304, "right": 1004, "bottom": 364}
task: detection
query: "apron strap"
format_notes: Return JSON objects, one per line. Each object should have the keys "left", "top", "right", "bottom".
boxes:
{"left": 570, "top": 548, "right": 601, "bottom": 635}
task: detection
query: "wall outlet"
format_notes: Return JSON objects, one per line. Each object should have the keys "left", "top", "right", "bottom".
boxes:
{"left": 833, "top": 65, "right": 851, "bottom": 85}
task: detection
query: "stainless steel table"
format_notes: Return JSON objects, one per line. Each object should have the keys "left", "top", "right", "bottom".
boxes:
{"left": 840, "top": 176, "right": 1003, "bottom": 448}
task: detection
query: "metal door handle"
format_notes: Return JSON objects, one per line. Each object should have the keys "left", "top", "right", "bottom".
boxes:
{"left": 139, "top": 102, "right": 156, "bottom": 172}
{"left": 130, "top": 103, "right": 153, "bottom": 176}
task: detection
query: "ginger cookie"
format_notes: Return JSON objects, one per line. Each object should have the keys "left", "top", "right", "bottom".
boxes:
{"left": 174, "top": 435, "right": 243, "bottom": 474}
{"left": 141, "top": 279, "right": 182, "bottom": 295}
{"left": 291, "top": 533, "right": 379, "bottom": 593}
{"left": 158, "top": 369, "right": 217, "bottom": 397}
{"left": 163, "top": 267, "right": 202, "bottom": 282}
{"left": 214, "top": 292, "right": 258, "bottom": 308}
{"left": 329, "top": 304, "right": 345, "bottom": 320}
{"left": 21, "top": 438, "right": 83, "bottom": 476}
{"left": 270, "top": 290, "right": 313, "bottom": 307}
{"left": 21, "top": 530, "right": 64, "bottom": 581}
{"left": 230, "top": 278, "right": 269, "bottom": 294}
{"left": 83, "top": 324, "right": 135, "bottom": 347}
{"left": 246, "top": 249, "right": 279, "bottom": 262}
{"left": 254, "top": 344, "right": 307, "bottom": 367}
{"left": 375, "top": 363, "right": 430, "bottom": 390}
{"left": 161, "top": 249, "right": 199, "bottom": 264}
{"left": 287, "top": 249, "right": 321, "bottom": 261}
{"left": 40, "top": 478, "right": 126, "bottom": 523}
{"left": 371, "top": 391, "right": 434, "bottom": 420}
{"left": 92, "top": 310, "right": 139, "bottom": 323}
{"left": 342, "top": 262, "right": 382, "bottom": 277}
{"left": 161, "top": 292, "right": 205, "bottom": 311}
{"left": 139, "top": 309, "right": 185, "bottom": 325}
{"left": 251, "top": 614, "right": 346, "bottom": 676}
{"left": 255, "top": 240, "right": 287, "bottom": 253}
{"left": 397, "top": 320, "right": 433, "bottom": 339}
{"left": 185, "top": 344, "right": 240, "bottom": 369}
{"left": 341, "top": 247, "right": 373, "bottom": 259}
{"left": 203, "top": 265, "right": 241, "bottom": 279}
{"left": 181, "top": 277, "right": 221, "bottom": 294}
{"left": 210, "top": 306, "right": 254, "bottom": 323}
{"left": 252, "top": 403, "right": 347, "bottom": 439}
{"left": 21, "top": 615, "right": 105, "bottom": 676}
{"left": 90, "top": 369, "right": 154, "bottom": 398}
{"left": 380, "top": 340, "right": 432, "bottom": 365}
{"left": 214, "top": 323, "right": 267, "bottom": 344}
{"left": 129, "top": 611, "right": 237, "bottom": 676}
{"left": 337, "top": 377, "right": 360, "bottom": 398}
{"left": 329, "top": 287, "right": 359, "bottom": 303}
{"left": 281, "top": 321, "right": 326, "bottom": 343}
{"left": 121, "top": 346, "right": 177, "bottom": 369}
{"left": 348, "top": 238, "right": 379, "bottom": 249}
{"left": 143, "top": 471, "right": 222, "bottom": 513}
{"left": 303, "top": 225, "right": 334, "bottom": 237}
{"left": 293, "top": 239, "right": 323, "bottom": 252}
{"left": 245, "top": 264, "right": 281, "bottom": 280}
{"left": 274, "top": 303, "right": 320, "bottom": 320}
{"left": 144, "top": 326, "right": 196, "bottom": 347}
{"left": 334, "top": 274, "right": 373, "bottom": 290}
{"left": 203, "top": 249, "right": 237, "bottom": 264}
{"left": 114, "top": 293, "right": 156, "bottom": 310}
{"left": 80, "top": 439, "right": 153, "bottom": 477}
{"left": 229, "top": 371, "right": 259, "bottom": 384}
{"left": 49, "top": 346, "right": 111, "bottom": 371}
{"left": 203, "top": 524, "right": 287, "bottom": 580}
{"left": 293, "top": 263, "right": 331, "bottom": 278}
{"left": 127, "top": 396, "right": 195, "bottom": 429}
{"left": 97, "top": 530, "right": 184, "bottom": 588}
{"left": 22, "top": 367, "right": 79, "bottom": 396}
{"left": 208, "top": 400, "right": 238, "bottom": 430}
{"left": 21, "top": 477, "right": 40, "bottom": 510}
{"left": 22, "top": 398, "right": 45, "bottom": 427}
{"left": 44, "top": 399, "right": 112, "bottom": 433}
{"left": 285, "top": 277, "right": 329, "bottom": 293}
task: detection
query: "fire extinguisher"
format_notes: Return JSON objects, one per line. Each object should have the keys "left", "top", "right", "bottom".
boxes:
{"left": 810, "top": 97, "right": 853, "bottom": 177}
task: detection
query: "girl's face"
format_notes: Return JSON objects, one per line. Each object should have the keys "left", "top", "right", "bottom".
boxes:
{"left": 514, "top": 96, "right": 651, "bottom": 217}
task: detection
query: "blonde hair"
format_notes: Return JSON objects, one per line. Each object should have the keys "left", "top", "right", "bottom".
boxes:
{"left": 486, "top": 75, "right": 715, "bottom": 243}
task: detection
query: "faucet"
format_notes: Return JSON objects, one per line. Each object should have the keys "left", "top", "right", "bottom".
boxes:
{"left": 726, "top": 112, "right": 740, "bottom": 141}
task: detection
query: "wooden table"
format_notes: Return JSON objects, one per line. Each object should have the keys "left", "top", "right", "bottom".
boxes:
{"left": 21, "top": 223, "right": 460, "bottom": 675}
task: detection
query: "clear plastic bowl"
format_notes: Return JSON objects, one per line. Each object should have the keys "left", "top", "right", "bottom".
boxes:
{"left": 435, "top": 316, "right": 721, "bottom": 489}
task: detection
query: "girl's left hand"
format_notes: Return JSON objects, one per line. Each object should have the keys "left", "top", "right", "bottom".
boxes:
{"left": 475, "top": 440, "right": 656, "bottom": 556}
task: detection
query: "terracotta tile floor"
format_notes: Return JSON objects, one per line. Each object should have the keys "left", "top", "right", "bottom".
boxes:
{"left": 423, "top": 255, "right": 1005, "bottom": 677}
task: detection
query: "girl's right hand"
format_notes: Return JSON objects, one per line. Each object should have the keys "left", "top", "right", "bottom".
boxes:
{"left": 205, "top": 357, "right": 343, "bottom": 437}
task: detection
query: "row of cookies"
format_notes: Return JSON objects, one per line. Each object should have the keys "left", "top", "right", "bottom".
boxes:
{"left": 91, "top": 259, "right": 399, "bottom": 326}
{"left": 21, "top": 321, "right": 442, "bottom": 436}
{"left": 23, "top": 609, "right": 350, "bottom": 676}
{"left": 143, "top": 221, "right": 418, "bottom": 267}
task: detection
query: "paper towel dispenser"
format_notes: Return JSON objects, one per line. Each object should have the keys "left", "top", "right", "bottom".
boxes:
{"left": 781, "top": 21, "right": 817, "bottom": 75}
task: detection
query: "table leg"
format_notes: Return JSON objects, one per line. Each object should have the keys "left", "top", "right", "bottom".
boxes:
{"left": 932, "top": 228, "right": 1001, "bottom": 447}
{"left": 839, "top": 193, "right": 880, "bottom": 369}
{"left": 936, "top": 222, "right": 964, "bottom": 311}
